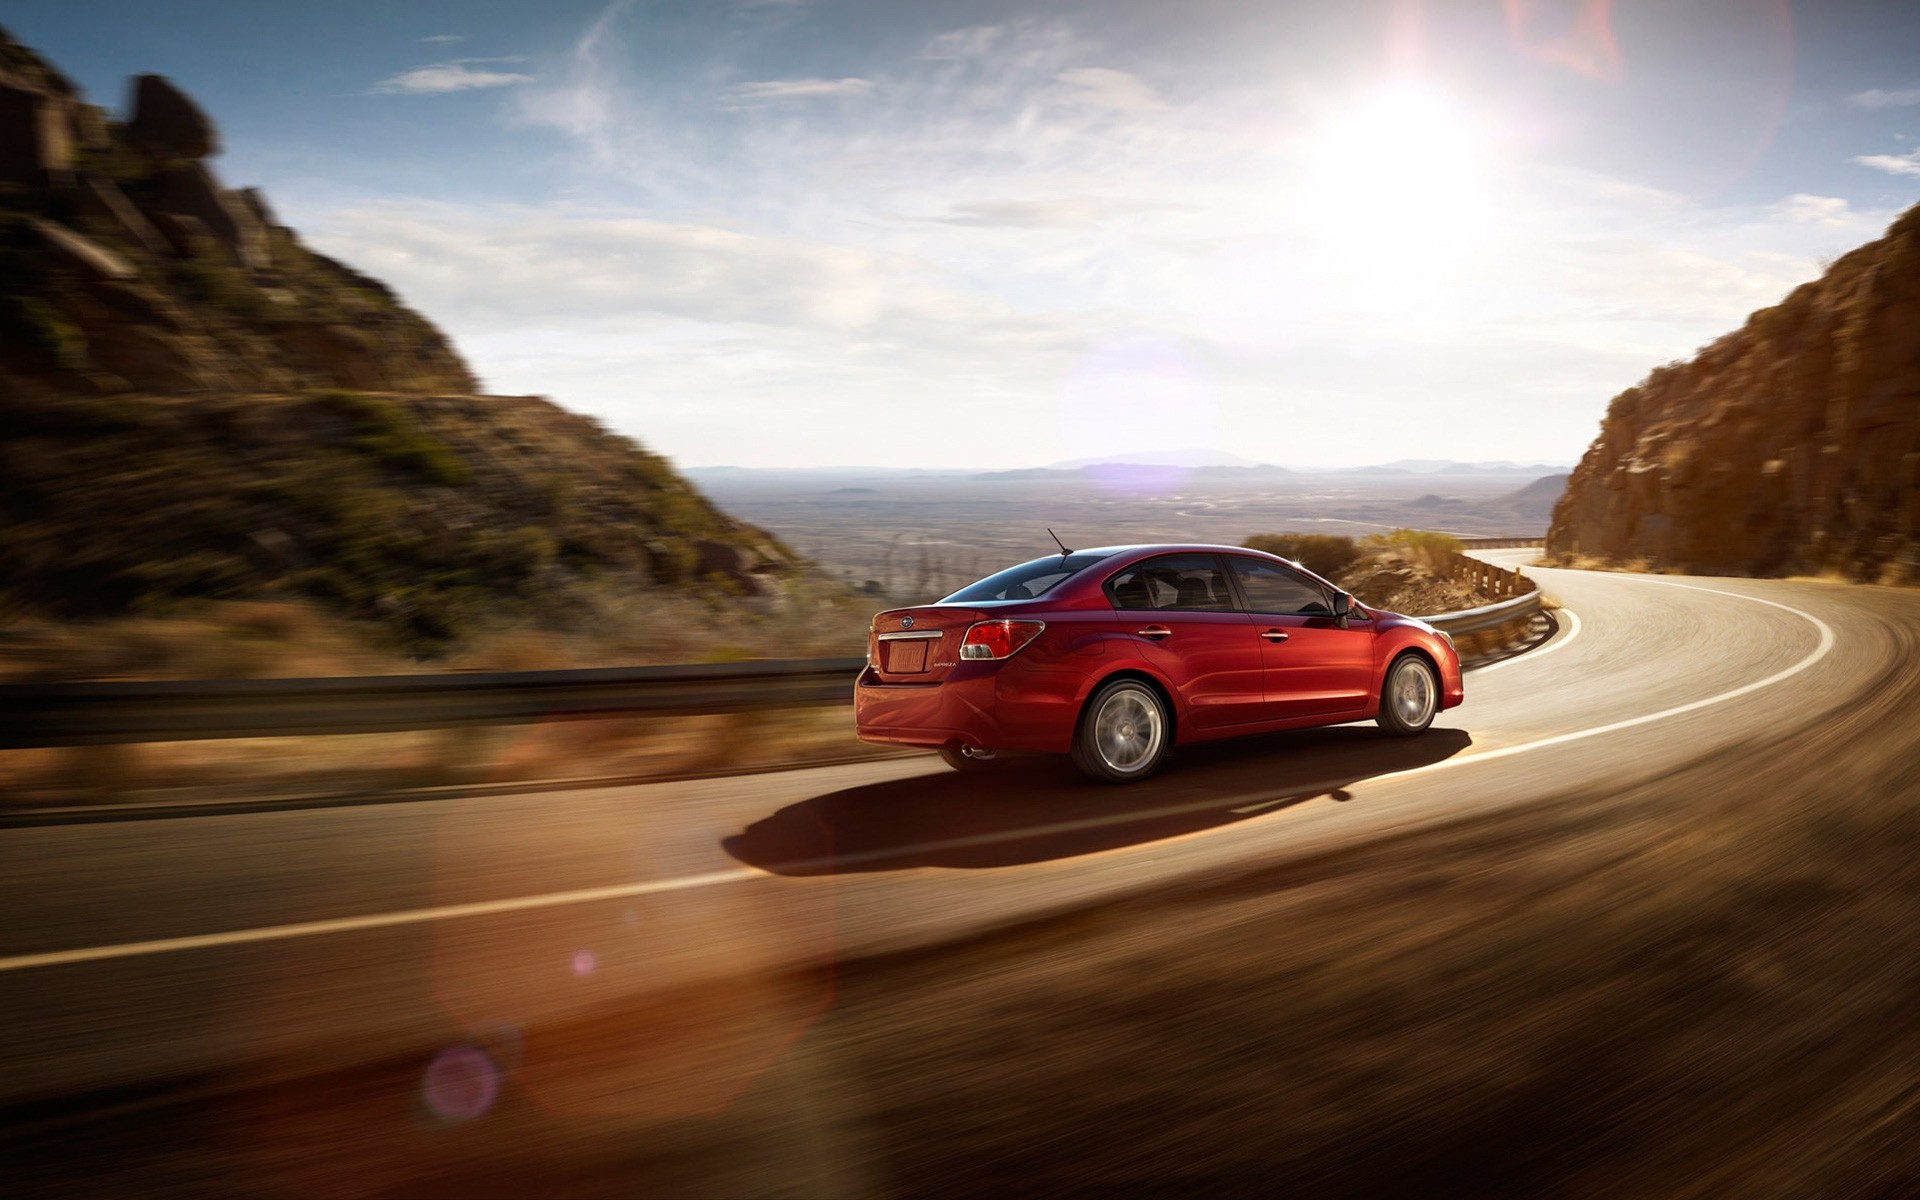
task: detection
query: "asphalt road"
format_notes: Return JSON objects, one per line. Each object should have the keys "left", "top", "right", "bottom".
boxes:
{"left": 1, "top": 553, "right": 1906, "bottom": 1118}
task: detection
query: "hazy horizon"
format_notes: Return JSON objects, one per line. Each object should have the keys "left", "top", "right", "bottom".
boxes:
{"left": 13, "top": 0, "right": 1920, "bottom": 469}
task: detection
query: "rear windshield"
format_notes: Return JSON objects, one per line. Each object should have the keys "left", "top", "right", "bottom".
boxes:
{"left": 942, "top": 552, "right": 1115, "bottom": 603}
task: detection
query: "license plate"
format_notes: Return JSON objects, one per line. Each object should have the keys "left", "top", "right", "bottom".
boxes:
{"left": 886, "top": 641, "right": 929, "bottom": 673}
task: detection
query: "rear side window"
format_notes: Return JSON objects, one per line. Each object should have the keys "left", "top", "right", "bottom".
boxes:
{"left": 1226, "top": 555, "right": 1332, "bottom": 615}
{"left": 944, "top": 552, "right": 1114, "bottom": 602}
{"left": 1106, "top": 554, "right": 1234, "bottom": 611}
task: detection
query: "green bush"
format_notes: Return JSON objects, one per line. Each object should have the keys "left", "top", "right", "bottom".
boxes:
{"left": 1361, "top": 528, "right": 1464, "bottom": 574}
{"left": 313, "top": 391, "right": 471, "bottom": 486}
{"left": 174, "top": 242, "right": 267, "bottom": 320}
{"left": 0, "top": 295, "right": 86, "bottom": 371}
{"left": 1243, "top": 533, "right": 1361, "bottom": 579}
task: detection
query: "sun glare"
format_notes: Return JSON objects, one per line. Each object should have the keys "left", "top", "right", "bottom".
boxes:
{"left": 1297, "top": 82, "right": 1495, "bottom": 308}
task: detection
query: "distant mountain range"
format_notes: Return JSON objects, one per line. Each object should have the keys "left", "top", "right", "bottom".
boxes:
{"left": 687, "top": 456, "right": 1572, "bottom": 482}
{"left": 1353, "top": 460, "right": 1574, "bottom": 476}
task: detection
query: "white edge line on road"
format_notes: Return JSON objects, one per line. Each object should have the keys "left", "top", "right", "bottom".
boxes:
{"left": 0, "top": 578, "right": 1835, "bottom": 976}
{"left": 1470, "top": 607, "right": 1582, "bottom": 675}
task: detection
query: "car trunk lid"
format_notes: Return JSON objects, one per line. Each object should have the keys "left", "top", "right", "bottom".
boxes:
{"left": 867, "top": 605, "right": 986, "bottom": 683}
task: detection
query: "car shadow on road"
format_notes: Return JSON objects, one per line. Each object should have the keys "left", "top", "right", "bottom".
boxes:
{"left": 722, "top": 725, "right": 1473, "bottom": 874}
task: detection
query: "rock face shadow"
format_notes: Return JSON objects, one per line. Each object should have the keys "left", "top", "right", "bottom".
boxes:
{"left": 724, "top": 726, "right": 1473, "bottom": 874}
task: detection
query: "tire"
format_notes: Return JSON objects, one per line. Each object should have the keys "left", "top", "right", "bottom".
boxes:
{"left": 1072, "top": 678, "right": 1170, "bottom": 783}
{"left": 938, "top": 746, "right": 1001, "bottom": 772}
{"left": 1377, "top": 654, "right": 1439, "bottom": 736}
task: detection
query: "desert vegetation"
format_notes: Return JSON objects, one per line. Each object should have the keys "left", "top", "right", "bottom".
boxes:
{"left": 1244, "top": 529, "right": 1489, "bottom": 615}
{"left": 0, "top": 388, "right": 801, "bottom": 663}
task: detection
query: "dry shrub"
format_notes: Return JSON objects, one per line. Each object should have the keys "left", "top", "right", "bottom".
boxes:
{"left": 1362, "top": 528, "right": 1464, "bottom": 575}
{"left": 0, "top": 599, "right": 387, "bottom": 682}
{"left": 1242, "top": 533, "right": 1361, "bottom": 579}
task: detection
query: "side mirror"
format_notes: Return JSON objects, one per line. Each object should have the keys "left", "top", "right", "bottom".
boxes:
{"left": 1332, "top": 592, "right": 1353, "bottom": 629}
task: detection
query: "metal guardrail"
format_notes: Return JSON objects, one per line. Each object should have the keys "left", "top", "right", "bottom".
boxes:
{"left": 0, "top": 658, "right": 866, "bottom": 750}
{"left": 1427, "top": 593, "right": 1543, "bottom": 637}
{"left": 0, "top": 539, "right": 1554, "bottom": 751}
{"left": 1432, "top": 538, "right": 1547, "bottom": 645}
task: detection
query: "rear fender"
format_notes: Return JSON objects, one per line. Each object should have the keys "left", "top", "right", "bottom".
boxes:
{"left": 1071, "top": 658, "right": 1184, "bottom": 743}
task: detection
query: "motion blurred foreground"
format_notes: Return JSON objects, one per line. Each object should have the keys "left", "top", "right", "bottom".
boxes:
{"left": 7, "top": 580, "right": 1920, "bottom": 1197}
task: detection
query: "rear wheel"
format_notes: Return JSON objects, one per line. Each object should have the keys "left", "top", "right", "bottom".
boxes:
{"left": 1072, "top": 679, "right": 1169, "bottom": 783}
{"left": 938, "top": 746, "right": 1000, "bottom": 772}
{"left": 1377, "top": 655, "right": 1439, "bottom": 736}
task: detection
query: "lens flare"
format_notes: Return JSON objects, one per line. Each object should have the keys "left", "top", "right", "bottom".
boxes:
{"left": 421, "top": 1044, "right": 500, "bottom": 1124}
{"left": 1504, "top": 0, "right": 1624, "bottom": 83}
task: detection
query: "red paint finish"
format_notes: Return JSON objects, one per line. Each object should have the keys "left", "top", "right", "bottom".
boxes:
{"left": 854, "top": 544, "right": 1465, "bottom": 763}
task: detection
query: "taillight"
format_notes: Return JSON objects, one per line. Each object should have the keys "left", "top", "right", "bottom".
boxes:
{"left": 959, "top": 619, "right": 1045, "bottom": 660}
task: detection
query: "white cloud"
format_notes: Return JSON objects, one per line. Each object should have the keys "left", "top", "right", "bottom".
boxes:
{"left": 1853, "top": 148, "right": 1920, "bottom": 177}
{"left": 1056, "top": 67, "right": 1168, "bottom": 112}
{"left": 419, "top": 34, "right": 466, "bottom": 45}
{"left": 920, "top": 26, "right": 1003, "bottom": 61}
{"left": 328, "top": 13, "right": 1903, "bottom": 468}
{"left": 720, "top": 77, "right": 875, "bottom": 107}
{"left": 1850, "top": 87, "right": 1920, "bottom": 108}
{"left": 513, "top": 4, "right": 629, "bottom": 153}
{"left": 371, "top": 61, "right": 534, "bottom": 95}
{"left": 1777, "top": 193, "right": 1855, "bottom": 225}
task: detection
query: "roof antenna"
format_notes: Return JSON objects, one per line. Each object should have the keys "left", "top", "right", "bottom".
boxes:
{"left": 1047, "top": 528, "right": 1074, "bottom": 557}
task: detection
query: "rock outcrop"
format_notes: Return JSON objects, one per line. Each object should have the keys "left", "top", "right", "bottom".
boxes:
{"left": 1547, "top": 205, "right": 1920, "bottom": 584}
{"left": 0, "top": 26, "right": 475, "bottom": 397}
{"left": 0, "top": 29, "right": 797, "bottom": 649}
{"left": 123, "top": 73, "right": 218, "bottom": 160}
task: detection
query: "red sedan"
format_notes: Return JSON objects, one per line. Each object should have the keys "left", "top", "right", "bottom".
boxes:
{"left": 854, "top": 544, "right": 1463, "bottom": 782}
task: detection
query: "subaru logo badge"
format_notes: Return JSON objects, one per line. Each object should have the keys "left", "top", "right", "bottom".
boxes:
{"left": 901, "top": 615, "right": 915, "bottom": 629}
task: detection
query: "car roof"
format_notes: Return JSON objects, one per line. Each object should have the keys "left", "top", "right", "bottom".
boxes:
{"left": 1066, "top": 544, "right": 1333, "bottom": 587}
{"left": 1075, "top": 543, "right": 1291, "bottom": 558}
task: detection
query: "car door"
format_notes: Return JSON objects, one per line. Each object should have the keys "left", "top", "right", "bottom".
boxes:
{"left": 1223, "top": 554, "right": 1373, "bottom": 719}
{"left": 1103, "top": 553, "right": 1263, "bottom": 729}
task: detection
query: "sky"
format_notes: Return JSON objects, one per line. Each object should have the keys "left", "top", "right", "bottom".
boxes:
{"left": 10, "top": 0, "right": 1920, "bottom": 469}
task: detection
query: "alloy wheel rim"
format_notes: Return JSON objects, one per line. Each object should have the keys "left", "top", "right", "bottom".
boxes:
{"left": 1393, "top": 662, "right": 1435, "bottom": 726}
{"left": 1096, "top": 689, "right": 1163, "bottom": 772}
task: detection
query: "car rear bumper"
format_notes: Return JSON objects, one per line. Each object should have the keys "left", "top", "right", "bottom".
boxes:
{"left": 854, "top": 661, "right": 1085, "bottom": 753}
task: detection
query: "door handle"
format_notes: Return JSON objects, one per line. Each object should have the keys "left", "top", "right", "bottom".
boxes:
{"left": 1261, "top": 629, "right": 1289, "bottom": 642}
{"left": 1136, "top": 626, "right": 1172, "bottom": 641}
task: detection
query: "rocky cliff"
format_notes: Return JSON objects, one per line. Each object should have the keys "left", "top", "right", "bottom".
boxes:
{"left": 0, "top": 30, "right": 795, "bottom": 654}
{"left": 0, "top": 27, "right": 473, "bottom": 396}
{"left": 1547, "top": 206, "right": 1920, "bottom": 584}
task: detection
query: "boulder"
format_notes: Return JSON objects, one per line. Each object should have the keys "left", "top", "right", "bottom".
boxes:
{"left": 68, "top": 101, "right": 110, "bottom": 151}
{"left": 235, "top": 186, "right": 279, "bottom": 228}
{"left": 74, "top": 175, "right": 168, "bottom": 256}
{"left": 84, "top": 322, "right": 234, "bottom": 392}
{"left": 147, "top": 211, "right": 214, "bottom": 259}
{"left": 0, "top": 78, "right": 73, "bottom": 183}
{"left": 28, "top": 217, "right": 136, "bottom": 281}
{"left": 91, "top": 279, "right": 189, "bottom": 331}
{"left": 124, "top": 74, "right": 219, "bottom": 160}
{"left": 146, "top": 163, "right": 269, "bottom": 269}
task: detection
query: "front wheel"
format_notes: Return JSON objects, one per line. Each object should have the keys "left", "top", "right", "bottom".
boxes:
{"left": 1072, "top": 679, "right": 1170, "bottom": 784}
{"left": 1377, "top": 655, "right": 1439, "bottom": 736}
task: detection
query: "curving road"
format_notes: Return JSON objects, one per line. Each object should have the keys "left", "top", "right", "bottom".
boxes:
{"left": 2, "top": 553, "right": 1914, "bottom": 1120}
